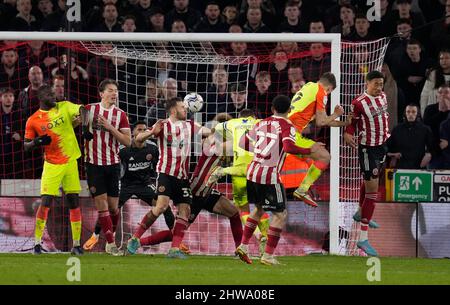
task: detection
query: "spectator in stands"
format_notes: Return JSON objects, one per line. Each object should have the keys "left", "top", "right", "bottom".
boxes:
{"left": 36, "top": 0, "right": 54, "bottom": 22}
{"left": 382, "top": 62, "right": 405, "bottom": 129}
{"left": 369, "top": 0, "right": 393, "bottom": 39}
{"left": 309, "top": 19, "right": 326, "bottom": 33}
{"left": 0, "top": 87, "right": 23, "bottom": 179}
{"left": 248, "top": 70, "right": 274, "bottom": 118}
{"left": 94, "top": 3, "right": 122, "bottom": 32}
{"left": 146, "top": 77, "right": 178, "bottom": 125}
{"left": 384, "top": 0, "right": 426, "bottom": 39}
{"left": 41, "top": 0, "right": 81, "bottom": 31}
{"left": 243, "top": 7, "right": 271, "bottom": 33}
{"left": 423, "top": 83, "right": 450, "bottom": 168}
{"left": 229, "top": 23, "right": 242, "bottom": 33}
{"left": 439, "top": 109, "right": 450, "bottom": 169}
{"left": 346, "top": 13, "right": 375, "bottom": 41}
{"left": 19, "top": 65, "right": 44, "bottom": 118}
{"left": 9, "top": 0, "right": 40, "bottom": 31}
{"left": 21, "top": 40, "right": 58, "bottom": 79}
{"left": 392, "top": 39, "right": 432, "bottom": 106}
{"left": 239, "top": 0, "right": 278, "bottom": 30}
{"left": 222, "top": 5, "right": 238, "bottom": 25}
{"left": 330, "top": 4, "right": 355, "bottom": 37}
{"left": 165, "top": 0, "right": 202, "bottom": 32}
{"left": 228, "top": 82, "right": 247, "bottom": 116}
{"left": 430, "top": 0, "right": 450, "bottom": 57}
{"left": 194, "top": 1, "right": 228, "bottom": 33}
{"left": 420, "top": 49, "right": 450, "bottom": 116}
{"left": 0, "top": 0, "right": 18, "bottom": 31}
{"left": 269, "top": 49, "right": 289, "bottom": 92}
{"left": 301, "top": 43, "right": 331, "bottom": 82}
{"left": 130, "top": 0, "right": 158, "bottom": 31}
{"left": 387, "top": 104, "right": 433, "bottom": 169}
{"left": 385, "top": 18, "right": 414, "bottom": 68}
{"left": 0, "top": 48, "right": 28, "bottom": 93}
{"left": 171, "top": 19, "right": 187, "bottom": 32}
{"left": 122, "top": 15, "right": 137, "bottom": 32}
{"left": 325, "top": 0, "right": 352, "bottom": 30}
{"left": 87, "top": 46, "right": 117, "bottom": 103}
{"left": 205, "top": 67, "right": 230, "bottom": 120}
{"left": 148, "top": 6, "right": 166, "bottom": 32}
{"left": 277, "top": 39, "right": 299, "bottom": 55}
{"left": 419, "top": 0, "right": 446, "bottom": 23}
{"left": 51, "top": 53, "right": 89, "bottom": 104}
{"left": 137, "top": 78, "right": 159, "bottom": 120}
{"left": 277, "top": 0, "right": 308, "bottom": 33}
{"left": 287, "top": 61, "right": 305, "bottom": 94}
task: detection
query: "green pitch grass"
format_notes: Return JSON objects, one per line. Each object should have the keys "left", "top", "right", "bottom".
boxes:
{"left": 0, "top": 253, "right": 449, "bottom": 285}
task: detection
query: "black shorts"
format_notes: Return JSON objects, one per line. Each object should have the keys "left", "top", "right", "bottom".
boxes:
{"left": 86, "top": 163, "right": 120, "bottom": 198}
{"left": 156, "top": 173, "right": 192, "bottom": 205}
{"left": 119, "top": 184, "right": 157, "bottom": 208}
{"left": 358, "top": 144, "right": 387, "bottom": 181}
{"left": 189, "top": 190, "right": 222, "bottom": 223}
{"left": 247, "top": 180, "right": 286, "bottom": 212}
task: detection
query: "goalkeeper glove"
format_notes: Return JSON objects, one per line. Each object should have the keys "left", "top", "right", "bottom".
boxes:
{"left": 82, "top": 125, "right": 94, "bottom": 141}
{"left": 34, "top": 134, "right": 52, "bottom": 146}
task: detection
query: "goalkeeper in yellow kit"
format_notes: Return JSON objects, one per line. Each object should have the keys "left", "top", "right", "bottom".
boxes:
{"left": 207, "top": 109, "right": 270, "bottom": 254}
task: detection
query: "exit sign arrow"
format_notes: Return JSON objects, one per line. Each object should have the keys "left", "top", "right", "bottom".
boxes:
{"left": 412, "top": 177, "right": 422, "bottom": 191}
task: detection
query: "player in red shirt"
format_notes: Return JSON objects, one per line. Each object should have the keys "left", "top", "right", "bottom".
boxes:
{"left": 82, "top": 79, "right": 131, "bottom": 256}
{"left": 126, "top": 97, "right": 210, "bottom": 258}
{"left": 344, "top": 70, "right": 389, "bottom": 257}
{"left": 235, "top": 95, "right": 319, "bottom": 265}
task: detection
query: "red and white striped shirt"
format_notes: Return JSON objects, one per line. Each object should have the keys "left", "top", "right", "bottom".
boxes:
{"left": 247, "top": 116, "right": 296, "bottom": 185}
{"left": 190, "top": 141, "right": 221, "bottom": 197}
{"left": 84, "top": 103, "right": 130, "bottom": 165}
{"left": 346, "top": 92, "right": 390, "bottom": 146}
{"left": 156, "top": 119, "right": 194, "bottom": 180}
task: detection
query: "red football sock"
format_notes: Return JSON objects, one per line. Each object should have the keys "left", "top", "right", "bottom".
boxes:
{"left": 265, "top": 226, "right": 282, "bottom": 255}
{"left": 361, "top": 192, "right": 377, "bottom": 223}
{"left": 229, "top": 212, "right": 243, "bottom": 248}
{"left": 110, "top": 209, "right": 120, "bottom": 233}
{"left": 140, "top": 230, "right": 173, "bottom": 246}
{"left": 134, "top": 211, "right": 158, "bottom": 239}
{"left": 171, "top": 218, "right": 189, "bottom": 248}
{"left": 98, "top": 210, "right": 114, "bottom": 243}
{"left": 359, "top": 182, "right": 366, "bottom": 208}
{"left": 242, "top": 217, "right": 259, "bottom": 245}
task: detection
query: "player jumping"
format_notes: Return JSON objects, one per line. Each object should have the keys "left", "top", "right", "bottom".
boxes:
{"left": 344, "top": 70, "right": 388, "bottom": 257}
{"left": 235, "top": 95, "right": 315, "bottom": 265}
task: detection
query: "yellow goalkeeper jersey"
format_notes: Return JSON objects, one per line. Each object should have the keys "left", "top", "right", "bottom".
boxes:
{"left": 215, "top": 116, "right": 259, "bottom": 167}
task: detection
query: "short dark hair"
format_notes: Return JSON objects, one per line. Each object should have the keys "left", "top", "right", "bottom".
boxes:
{"left": 0, "top": 87, "right": 15, "bottom": 96}
{"left": 272, "top": 95, "right": 291, "bottom": 114}
{"left": 366, "top": 70, "right": 384, "bottom": 81}
{"left": 397, "top": 18, "right": 412, "bottom": 26}
{"left": 229, "top": 83, "right": 246, "bottom": 93}
{"left": 355, "top": 12, "right": 368, "bottom": 21}
{"left": 319, "top": 72, "right": 336, "bottom": 89}
{"left": 396, "top": 0, "right": 412, "bottom": 4}
{"left": 133, "top": 120, "right": 147, "bottom": 129}
{"left": 37, "top": 84, "right": 54, "bottom": 101}
{"left": 99, "top": 79, "right": 118, "bottom": 92}
{"left": 238, "top": 109, "right": 255, "bottom": 118}
{"left": 285, "top": 0, "right": 300, "bottom": 8}
{"left": 165, "top": 96, "right": 183, "bottom": 112}
{"left": 407, "top": 39, "right": 421, "bottom": 47}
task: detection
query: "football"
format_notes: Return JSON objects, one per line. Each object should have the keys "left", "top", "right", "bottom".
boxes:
{"left": 183, "top": 92, "right": 204, "bottom": 113}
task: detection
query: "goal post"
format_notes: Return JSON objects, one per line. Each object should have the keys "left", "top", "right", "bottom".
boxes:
{"left": 0, "top": 31, "right": 388, "bottom": 256}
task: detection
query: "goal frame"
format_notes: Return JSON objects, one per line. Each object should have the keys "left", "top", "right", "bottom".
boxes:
{"left": 0, "top": 31, "right": 342, "bottom": 255}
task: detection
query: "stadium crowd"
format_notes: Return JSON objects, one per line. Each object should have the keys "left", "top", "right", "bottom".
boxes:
{"left": 1, "top": 0, "right": 450, "bottom": 181}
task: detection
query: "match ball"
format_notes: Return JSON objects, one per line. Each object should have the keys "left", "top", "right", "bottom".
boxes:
{"left": 184, "top": 92, "right": 204, "bottom": 113}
